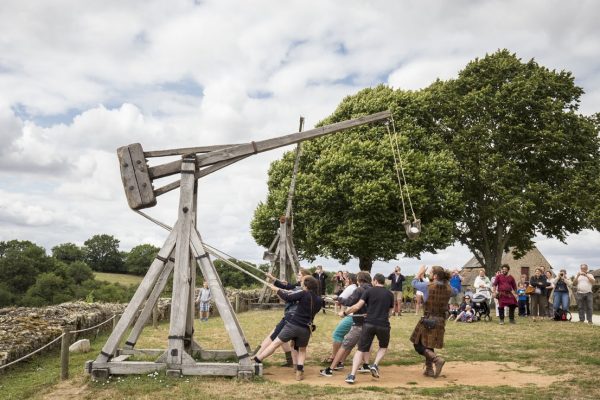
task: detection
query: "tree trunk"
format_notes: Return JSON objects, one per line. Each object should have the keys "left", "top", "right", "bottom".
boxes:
{"left": 358, "top": 257, "right": 372, "bottom": 272}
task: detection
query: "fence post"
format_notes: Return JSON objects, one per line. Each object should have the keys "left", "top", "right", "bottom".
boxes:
{"left": 234, "top": 294, "right": 240, "bottom": 313}
{"left": 60, "top": 328, "right": 71, "bottom": 380}
{"left": 112, "top": 313, "right": 120, "bottom": 330}
{"left": 152, "top": 305, "right": 158, "bottom": 328}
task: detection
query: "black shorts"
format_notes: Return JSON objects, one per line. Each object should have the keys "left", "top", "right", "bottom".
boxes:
{"left": 270, "top": 318, "right": 287, "bottom": 341}
{"left": 277, "top": 322, "right": 311, "bottom": 349}
{"left": 357, "top": 323, "right": 390, "bottom": 352}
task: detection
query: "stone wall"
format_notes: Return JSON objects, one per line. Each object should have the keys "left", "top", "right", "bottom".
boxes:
{"left": 0, "top": 289, "right": 269, "bottom": 370}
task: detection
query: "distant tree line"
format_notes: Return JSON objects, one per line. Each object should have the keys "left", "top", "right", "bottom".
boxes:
{"left": 0, "top": 235, "right": 267, "bottom": 308}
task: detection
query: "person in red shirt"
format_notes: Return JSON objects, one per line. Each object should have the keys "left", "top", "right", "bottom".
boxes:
{"left": 492, "top": 264, "right": 518, "bottom": 325}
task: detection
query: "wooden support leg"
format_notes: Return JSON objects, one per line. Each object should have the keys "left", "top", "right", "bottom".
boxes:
{"left": 190, "top": 229, "right": 252, "bottom": 365}
{"left": 278, "top": 222, "right": 288, "bottom": 282}
{"left": 93, "top": 226, "right": 179, "bottom": 364}
{"left": 124, "top": 258, "right": 174, "bottom": 349}
{"left": 167, "top": 156, "right": 196, "bottom": 367}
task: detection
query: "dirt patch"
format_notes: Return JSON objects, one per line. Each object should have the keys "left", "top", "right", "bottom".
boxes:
{"left": 263, "top": 361, "right": 562, "bottom": 388}
{"left": 40, "top": 378, "right": 88, "bottom": 400}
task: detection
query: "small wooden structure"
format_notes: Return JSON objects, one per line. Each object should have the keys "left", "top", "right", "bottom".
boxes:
{"left": 86, "top": 110, "right": 391, "bottom": 379}
{"left": 258, "top": 117, "right": 304, "bottom": 303}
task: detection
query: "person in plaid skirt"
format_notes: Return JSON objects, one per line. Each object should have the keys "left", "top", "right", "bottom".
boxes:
{"left": 410, "top": 265, "right": 457, "bottom": 378}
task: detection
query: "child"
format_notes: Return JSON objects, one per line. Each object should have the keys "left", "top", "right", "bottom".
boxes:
{"left": 448, "top": 303, "right": 459, "bottom": 321}
{"left": 517, "top": 282, "right": 528, "bottom": 317}
{"left": 455, "top": 305, "right": 474, "bottom": 323}
{"left": 197, "top": 281, "right": 212, "bottom": 322}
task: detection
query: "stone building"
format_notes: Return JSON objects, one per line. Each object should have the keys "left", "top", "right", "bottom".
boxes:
{"left": 460, "top": 246, "right": 553, "bottom": 292}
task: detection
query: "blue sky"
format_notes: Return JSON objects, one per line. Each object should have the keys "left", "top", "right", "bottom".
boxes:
{"left": 1, "top": 0, "right": 599, "bottom": 277}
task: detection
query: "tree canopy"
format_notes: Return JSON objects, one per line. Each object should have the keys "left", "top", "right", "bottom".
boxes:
{"left": 83, "top": 234, "right": 125, "bottom": 273}
{"left": 251, "top": 50, "right": 600, "bottom": 274}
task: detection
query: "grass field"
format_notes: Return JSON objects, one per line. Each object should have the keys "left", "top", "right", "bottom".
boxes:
{"left": 94, "top": 272, "right": 143, "bottom": 286}
{"left": 1, "top": 309, "right": 599, "bottom": 399}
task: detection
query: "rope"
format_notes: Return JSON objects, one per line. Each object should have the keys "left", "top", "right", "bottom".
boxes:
{"left": 0, "top": 333, "right": 64, "bottom": 370}
{"left": 204, "top": 247, "right": 271, "bottom": 287}
{"left": 386, "top": 120, "right": 408, "bottom": 221}
{"left": 68, "top": 314, "right": 116, "bottom": 334}
{"left": 135, "top": 210, "right": 270, "bottom": 278}
{"left": 386, "top": 116, "right": 417, "bottom": 221}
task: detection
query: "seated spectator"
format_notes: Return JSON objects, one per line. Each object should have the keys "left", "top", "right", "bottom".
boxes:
{"left": 448, "top": 303, "right": 459, "bottom": 321}
{"left": 455, "top": 305, "right": 474, "bottom": 323}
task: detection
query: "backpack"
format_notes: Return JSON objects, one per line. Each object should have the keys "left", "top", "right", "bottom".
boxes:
{"left": 554, "top": 309, "right": 571, "bottom": 321}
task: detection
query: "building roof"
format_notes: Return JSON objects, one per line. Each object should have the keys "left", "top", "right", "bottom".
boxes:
{"left": 460, "top": 246, "right": 553, "bottom": 288}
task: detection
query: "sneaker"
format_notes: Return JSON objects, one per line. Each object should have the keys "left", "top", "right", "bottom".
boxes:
{"left": 319, "top": 368, "right": 333, "bottom": 377}
{"left": 509, "top": 319, "right": 516, "bottom": 324}
{"left": 370, "top": 364, "right": 380, "bottom": 378}
{"left": 499, "top": 320, "right": 504, "bottom": 325}
{"left": 333, "top": 362, "right": 344, "bottom": 370}
{"left": 295, "top": 370, "right": 304, "bottom": 381}
{"left": 344, "top": 374, "right": 355, "bottom": 384}
{"left": 358, "top": 363, "right": 371, "bottom": 373}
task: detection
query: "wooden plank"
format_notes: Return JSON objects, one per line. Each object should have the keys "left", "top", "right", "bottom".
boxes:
{"left": 94, "top": 223, "right": 179, "bottom": 363}
{"left": 190, "top": 230, "right": 251, "bottom": 363}
{"left": 167, "top": 156, "right": 196, "bottom": 366}
{"left": 124, "top": 258, "right": 174, "bottom": 348}
{"left": 152, "top": 155, "right": 251, "bottom": 197}
{"left": 196, "top": 110, "right": 391, "bottom": 168}
{"left": 118, "top": 348, "right": 164, "bottom": 357}
{"left": 95, "top": 361, "right": 167, "bottom": 375}
{"left": 112, "top": 355, "right": 131, "bottom": 362}
{"left": 198, "top": 349, "right": 237, "bottom": 361}
{"left": 144, "top": 144, "right": 241, "bottom": 157}
{"left": 278, "top": 222, "right": 288, "bottom": 281}
{"left": 128, "top": 143, "right": 156, "bottom": 208}
{"left": 180, "top": 362, "right": 254, "bottom": 377}
{"left": 117, "top": 146, "right": 143, "bottom": 210}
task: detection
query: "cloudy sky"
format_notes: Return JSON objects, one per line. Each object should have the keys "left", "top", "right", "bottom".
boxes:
{"left": 1, "top": 0, "right": 599, "bottom": 277}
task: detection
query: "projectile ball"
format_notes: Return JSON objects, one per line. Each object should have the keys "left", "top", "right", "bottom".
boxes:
{"left": 410, "top": 227, "right": 420, "bottom": 234}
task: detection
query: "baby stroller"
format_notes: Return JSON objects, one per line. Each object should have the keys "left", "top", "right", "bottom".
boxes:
{"left": 471, "top": 290, "right": 492, "bottom": 321}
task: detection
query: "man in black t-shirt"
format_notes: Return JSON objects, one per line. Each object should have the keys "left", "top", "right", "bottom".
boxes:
{"left": 339, "top": 273, "right": 394, "bottom": 384}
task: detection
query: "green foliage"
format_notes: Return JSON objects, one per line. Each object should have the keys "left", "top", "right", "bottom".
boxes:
{"left": 65, "top": 260, "right": 94, "bottom": 284}
{"left": 125, "top": 244, "right": 160, "bottom": 275}
{"left": 51, "top": 242, "right": 85, "bottom": 263}
{"left": 0, "top": 240, "right": 54, "bottom": 295}
{"left": 252, "top": 50, "right": 600, "bottom": 274}
{"left": 22, "top": 272, "right": 73, "bottom": 306}
{"left": 83, "top": 234, "right": 125, "bottom": 273}
{"left": 426, "top": 49, "right": 600, "bottom": 274}
{"left": 252, "top": 86, "right": 463, "bottom": 271}
{"left": 213, "top": 259, "right": 263, "bottom": 288}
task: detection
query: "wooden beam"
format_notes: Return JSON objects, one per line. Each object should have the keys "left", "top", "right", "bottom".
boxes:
{"left": 167, "top": 156, "right": 196, "bottom": 366}
{"left": 147, "top": 111, "right": 391, "bottom": 180}
{"left": 144, "top": 144, "right": 241, "bottom": 158}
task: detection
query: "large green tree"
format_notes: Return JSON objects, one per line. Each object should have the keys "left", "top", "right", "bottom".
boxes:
{"left": 251, "top": 86, "right": 463, "bottom": 271}
{"left": 251, "top": 50, "right": 600, "bottom": 274}
{"left": 52, "top": 242, "right": 85, "bottom": 264}
{"left": 83, "top": 234, "right": 125, "bottom": 273}
{"left": 427, "top": 50, "right": 600, "bottom": 274}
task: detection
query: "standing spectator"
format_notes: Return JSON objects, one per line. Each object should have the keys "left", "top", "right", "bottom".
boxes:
{"left": 529, "top": 267, "right": 549, "bottom": 321}
{"left": 518, "top": 274, "right": 531, "bottom": 316}
{"left": 574, "top": 264, "right": 595, "bottom": 324}
{"left": 387, "top": 266, "right": 406, "bottom": 316}
{"left": 342, "top": 273, "right": 394, "bottom": 384}
{"left": 492, "top": 264, "right": 518, "bottom": 325}
{"left": 473, "top": 269, "right": 491, "bottom": 298}
{"left": 332, "top": 270, "right": 345, "bottom": 296}
{"left": 196, "top": 281, "right": 212, "bottom": 322}
{"left": 448, "top": 269, "right": 464, "bottom": 307}
{"left": 551, "top": 269, "right": 573, "bottom": 318}
{"left": 410, "top": 265, "right": 457, "bottom": 378}
{"left": 516, "top": 283, "right": 528, "bottom": 317}
{"left": 313, "top": 265, "right": 328, "bottom": 313}
{"left": 545, "top": 271, "right": 555, "bottom": 318}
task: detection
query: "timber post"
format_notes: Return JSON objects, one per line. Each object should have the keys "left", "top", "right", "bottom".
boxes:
{"left": 60, "top": 327, "right": 71, "bottom": 380}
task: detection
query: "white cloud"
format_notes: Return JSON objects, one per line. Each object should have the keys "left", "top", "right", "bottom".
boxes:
{"left": 0, "top": 0, "right": 598, "bottom": 276}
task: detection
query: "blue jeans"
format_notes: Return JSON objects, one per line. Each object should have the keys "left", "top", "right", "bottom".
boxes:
{"left": 553, "top": 291, "right": 569, "bottom": 312}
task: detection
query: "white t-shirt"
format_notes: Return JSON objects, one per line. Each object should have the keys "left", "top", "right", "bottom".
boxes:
{"left": 338, "top": 284, "right": 357, "bottom": 300}
{"left": 575, "top": 273, "right": 594, "bottom": 293}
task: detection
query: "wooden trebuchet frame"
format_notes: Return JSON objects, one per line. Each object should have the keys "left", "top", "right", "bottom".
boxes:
{"left": 86, "top": 110, "right": 391, "bottom": 380}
